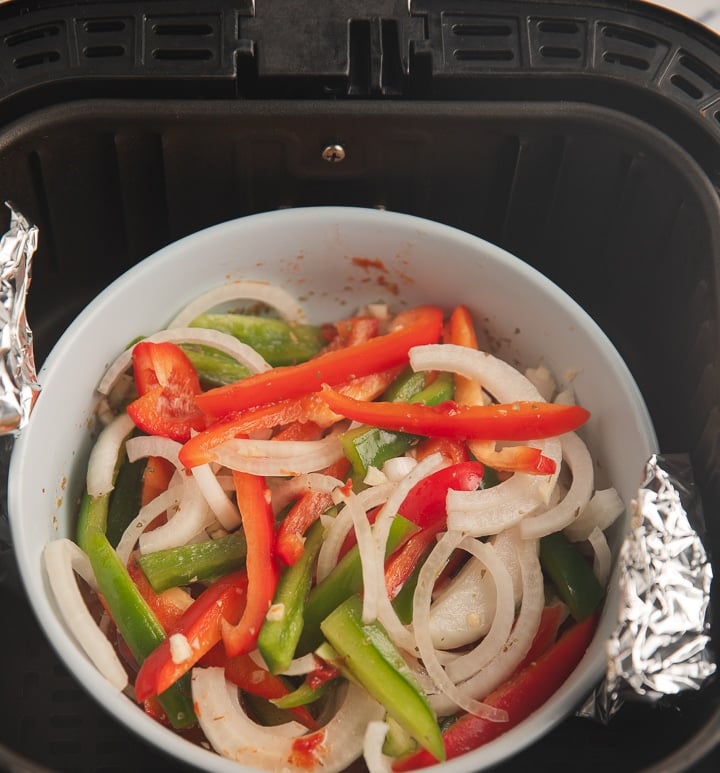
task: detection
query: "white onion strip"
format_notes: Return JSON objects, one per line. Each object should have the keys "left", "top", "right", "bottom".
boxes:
{"left": 192, "top": 668, "right": 384, "bottom": 772}
{"left": 169, "top": 281, "right": 306, "bottom": 328}
{"left": 43, "top": 539, "right": 128, "bottom": 690}
{"left": 409, "top": 344, "right": 561, "bottom": 500}
{"left": 86, "top": 412, "right": 135, "bottom": 497}
{"left": 412, "top": 531, "right": 509, "bottom": 721}
{"left": 316, "top": 483, "right": 394, "bottom": 583}
{"left": 371, "top": 454, "right": 447, "bottom": 647}
{"left": 588, "top": 526, "right": 613, "bottom": 586}
{"left": 429, "top": 534, "right": 545, "bottom": 717}
{"left": 125, "top": 435, "right": 184, "bottom": 470}
{"left": 564, "top": 487, "right": 624, "bottom": 543}
{"left": 115, "top": 484, "right": 184, "bottom": 566}
{"left": 138, "top": 476, "right": 215, "bottom": 554}
{"left": 211, "top": 434, "right": 344, "bottom": 476}
{"left": 97, "top": 327, "right": 272, "bottom": 396}
{"left": 447, "top": 472, "right": 545, "bottom": 536}
{"left": 191, "top": 463, "right": 242, "bottom": 530}
{"left": 519, "top": 432, "right": 594, "bottom": 539}
{"left": 363, "top": 721, "right": 393, "bottom": 773}
{"left": 444, "top": 542, "right": 515, "bottom": 683}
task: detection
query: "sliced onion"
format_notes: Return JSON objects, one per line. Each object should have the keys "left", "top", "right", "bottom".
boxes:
{"left": 371, "top": 454, "right": 447, "bottom": 648}
{"left": 519, "top": 432, "right": 594, "bottom": 539}
{"left": 191, "top": 463, "right": 242, "bottom": 530}
{"left": 97, "top": 327, "right": 271, "bottom": 396}
{"left": 588, "top": 526, "right": 613, "bottom": 586}
{"left": 192, "top": 667, "right": 383, "bottom": 772}
{"left": 316, "top": 483, "right": 394, "bottom": 583}
{"left": 524, "top": 364, "right": 557, "bottom": 402}
{"left": 115, "top": 484, "right": 184, "bottom": 566}
{"left": 409, "top": 344, "right": 562, "bottom": 495}
{"left": 447, "top": 473, "right": 545, "bottom": 537}
{"left": 363, "top": 721, "right": 393, "bottom": 773}
{"left": 429, "top": 528, "right": 521, "bottom": 650}
{"left": 138, "top": 476, "right": 216, "bottom": 554}
{"left": 429, "top": 535, "right": 545, "bottom": 717}
{"left": 382, "top": 455, "right": 417, "bottom": 482}
{"left": 43, "top": 539, "right": 128, "bottom": 690}
{"left": 168, "top": 281, "right": 306, "bottom": 328}
{"left": 210, "top": 434, "right": 344, "bottom": 476}
{"left": 564, "top": 486, "right": 625, "bottom": 543}
{"left": 412, "top": 530, "right": 509, "bottom": 721}
{"left": 86, "top": 412, "right": 135, "bottom": 497}
{"left": 125, "top": 435, "right": 184, "bottom": 470}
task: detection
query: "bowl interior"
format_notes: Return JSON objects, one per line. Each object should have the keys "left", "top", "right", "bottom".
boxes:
{"left": 8, "top": 206, "right": 657, "bottom": 773}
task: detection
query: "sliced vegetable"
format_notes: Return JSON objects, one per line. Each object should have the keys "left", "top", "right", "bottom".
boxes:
{"left": 392, "top": 611, "right": 599, "bottom": 770}
{"left": 75, "top": 491, "right": 196, "bottom": 728}
{"left": 190, "top": 312, "right": 327, "bottom": 366}
{"left": 135, "top": 570, "right": 248, "bottom": 701}
{"left": 127, "top": 340, "right": 206, "bottom": 442}
{"left": 195, "top": 305, "right": 444, "bottom": 418}
{"left": 182, "top": 344, "right": 252, "bottom": 387}
{"left": 258, "top": 520, "right": 324, "bottom": 675}
{"left": 320, "top": 386, "right": 590, "bottom": 441}
{"left": 222, "top": 471, "right": 279, "bottom": 657}
{"left": 297, "top": 514, "right": 418, "bottom": 654}
{"left": 137, "top": 532, "right": 247, "bottom": 593}
{"left": 539, "top": 531, "right": 604, "bottom": 621}
{"left": 106, "top": 455, "right": 146, "bottom": 548}
{"left": 340, "top": 372, "right": 455, "bottom": 482}
{"left": 321, "top": 595, "right": 445, "bottom": 762}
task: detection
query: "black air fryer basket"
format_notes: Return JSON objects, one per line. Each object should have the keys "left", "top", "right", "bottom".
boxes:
{"left": 1, "top": 1, "right": 720, "bottom": 771}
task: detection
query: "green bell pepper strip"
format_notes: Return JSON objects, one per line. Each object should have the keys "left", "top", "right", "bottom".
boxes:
{"left": 271, "top": 677, "right": 336, "bottom": 709}
{"left": 106, "top": 455, "right": 146, "bottom": 548}
{"left": 181, "top": 344, "right": 252, "bottom": 387}
{"left": 189, "top": 313, "right": 327, "bottom": 366}
{"left": 257, "top": 520, "right": 324, "bottom": 674}
{"left": 297, "top": 514, "right": 418, "bottom": 655}
{"left": 137, "top": 532, "right": 248, "bottom": 593}
{"left": 341, "top": 372, "right": 455, "bottom": 483}
{"left": 321, "top": 595, "right": 445, "bottom": 762}
{"left": 539, "top": 531, "right": 604, "bottom": 621}
{"left": 76, "top": 492, "right": 196, "bottom": 728}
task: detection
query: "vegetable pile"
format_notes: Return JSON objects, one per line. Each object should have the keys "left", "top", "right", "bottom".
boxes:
{"left": 44, "top": 280, "right": 624, "bottom": 773}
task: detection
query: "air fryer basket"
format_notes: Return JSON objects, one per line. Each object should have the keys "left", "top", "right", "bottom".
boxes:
{"left": 1, "top": 1, "right": 720, "bottom": 771}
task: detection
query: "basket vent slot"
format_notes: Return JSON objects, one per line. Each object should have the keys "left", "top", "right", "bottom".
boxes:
{"left": 666, "top": 51, "right": 720, "bottom": 102}
{"left": 443, "top": 15, "right": 519, "bottom": 69}
{"left": 597, "top": 23, "right": 667, "bottom": 78}
{"left": 529, "top": 17, "right": 587, "bottom": 68}
{"left": 145, "top": 15, "right": 220, "bottom": 66}
{"left": 77, "top": 16, "right": 133, "bottom": 62}
{"left": 6, "top": 24, "right": 60, "bottom": 47}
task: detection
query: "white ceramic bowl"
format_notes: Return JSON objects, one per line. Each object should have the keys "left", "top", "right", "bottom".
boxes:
{"left": 8, "top": 206, "right": 657, "bottom": 773}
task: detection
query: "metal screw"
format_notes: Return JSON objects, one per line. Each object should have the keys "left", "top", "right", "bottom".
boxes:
{"left": 322, "top": 143, "right": 346, "bottom": 163}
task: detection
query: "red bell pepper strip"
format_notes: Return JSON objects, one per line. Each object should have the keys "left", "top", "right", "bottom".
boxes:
{"left": 321, "top": 315, "right": 380, "bottom": 351}
{"left": 134, "top": 570, "right": 248, "bottom": 701}
{"left": 179, "top": 369, "right": 402, "bottom": 468}
{"left": 415, "top": 437, "right": 470, "bottom": 465}
{"left": 276, "top": 456, "right": 351, "bottom": 565}
{"left": 446, "top": 306, "right": 558, "bottom": 475}
{"left": 127, "top": 554, "right": 188, "bottom": 633}
{"left": 319, "top": 386, "right": 590, "bottom": 442}
{"left": 384, "top": 462, "right": 485, "bottom": 599}
{"left": 392, "top": 610, "right": 599, "bottom": 770}
{"left": 127, "top": 340, "right": 206, "bottom": 442}
{"left": 194, "top": 305, "right": 444, "bottom": 419}
{"left": 222, "top": 471, "right": 279, "bottom": 657}
{"left": 140, "top": 455, "right": 177, "bottom": 507}
{"left": 515, "top": 604, "right": 566, "bottom": 672}
{"left": 398, "top": 461, "right": 485, "bottom": 529}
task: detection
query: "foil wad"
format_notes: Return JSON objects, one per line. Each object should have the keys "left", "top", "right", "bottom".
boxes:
{"left": 0, "top": 202, "right": 39, "bottom": 435}
{"left": 579, "top": 453, "right": 716, "bottom": 723}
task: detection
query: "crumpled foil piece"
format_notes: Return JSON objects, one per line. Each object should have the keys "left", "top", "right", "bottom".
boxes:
{"left": 0, "top": 202, "right": 39, "bottom": 434}
{"left": 579, "top": 453, "right": 716, "bottom": 723}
